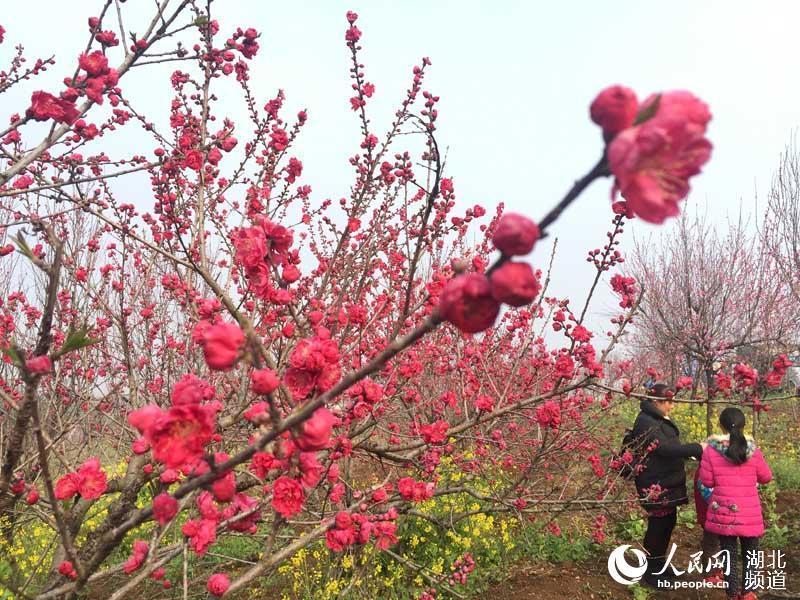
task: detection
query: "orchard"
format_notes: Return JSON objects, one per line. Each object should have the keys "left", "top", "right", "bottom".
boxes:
{"left": 0, "top": 3, "right": 797, "bottom": 600}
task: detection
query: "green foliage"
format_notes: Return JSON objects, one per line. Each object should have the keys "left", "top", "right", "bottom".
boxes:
{"left": 630, "top": 582, "right": 652, "bottom": 599}
{"left": 633, "top": 95, "right": 661, "bottom": 125}
{"left": 0, "top": 558, "right": 15, "bottom": 600}
{"left": 12, "top": 233, "right": 36, "bottom": 262}
{"left": 677, "top": 505, "right": 696, "bottom": 530}
{"left": 760, "top": 484, "right": 790, "bottom": 548}
{"left": 615, "top": 512, "right": 646, "bottom": 542}
{"left": 0, "top": 512, "right": 60, "bottom": 595}
{"left": 771, "top": 455, "right": 800, "bottom": 491}
{"left": 58, "top": 325, "right": 101, "bottom": 355}
{"left": 1, "top": 344, "right": 21, "bottom": 367}
{"left": 515, "top": 526, "right": 596, "bottom": 563}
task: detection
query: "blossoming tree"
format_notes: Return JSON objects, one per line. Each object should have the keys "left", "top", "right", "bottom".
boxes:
{"left": 627, "top": 210, "right": 798, "bottom": 434}
{"left": 764, "top": 140, "right": 800, "bottom": 305}
{"left": 0, "top": 2, "right": 716, "bottom": 598}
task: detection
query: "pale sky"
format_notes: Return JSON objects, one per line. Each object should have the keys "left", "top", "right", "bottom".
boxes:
{"left": 6, "top": 1, "right": 800, "bottom": 338}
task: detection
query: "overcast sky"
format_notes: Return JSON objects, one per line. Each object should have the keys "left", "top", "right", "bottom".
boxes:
{"left": 6, "top": 1, "right": 800, "bottom": 337}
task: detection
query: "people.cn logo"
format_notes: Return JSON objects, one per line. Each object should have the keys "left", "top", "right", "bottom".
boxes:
{"left": 607, "top": 544, "right": 648, "bottom": 585}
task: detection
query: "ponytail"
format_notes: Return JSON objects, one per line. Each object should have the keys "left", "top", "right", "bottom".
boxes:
{"left": 720, "top": 407, "right": 748, "bottom": 465}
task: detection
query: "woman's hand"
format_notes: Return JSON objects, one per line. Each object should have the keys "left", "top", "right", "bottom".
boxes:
{"left": 701, "top": 442, "right": 708, "bottom": 450}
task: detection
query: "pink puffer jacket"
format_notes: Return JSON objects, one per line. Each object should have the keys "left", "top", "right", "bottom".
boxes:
{"left": 698, "top": 435, "right": 772, "bottom": 537}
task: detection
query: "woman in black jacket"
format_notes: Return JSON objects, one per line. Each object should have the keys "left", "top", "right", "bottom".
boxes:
{"left": 631, "top": 383, "right": 703, "bottom": 587}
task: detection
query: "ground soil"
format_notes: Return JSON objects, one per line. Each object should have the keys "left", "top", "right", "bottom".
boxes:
{"left": 488, "top": 492, "right": 800, "bottom": 600}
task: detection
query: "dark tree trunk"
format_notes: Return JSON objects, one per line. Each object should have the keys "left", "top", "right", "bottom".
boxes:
{"left": 704, "top": 361, "right": 716, "bottom": 437}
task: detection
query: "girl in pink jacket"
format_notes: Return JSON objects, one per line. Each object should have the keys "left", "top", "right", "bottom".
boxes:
{"left": 698, "top": 407, "right": 772, "bottom": 600}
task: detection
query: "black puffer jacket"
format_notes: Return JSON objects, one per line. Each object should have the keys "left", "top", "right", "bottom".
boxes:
{"left": 632, "top": 399, "right": 703, "bottom": 510}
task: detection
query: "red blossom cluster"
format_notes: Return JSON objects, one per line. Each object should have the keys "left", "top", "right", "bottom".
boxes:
{"left": 26, "top": 39, "right": 122, "bottom": 127}
{"left": 26, "top": 91, "right": 80, "bottom": 125}
{"left": 398, "top": 477, "right": 435, "bottom": 502}
{"left": 345, "top": 378, "right": 384, "bottom": 419}
{"left": 715, "top": 371, "right": 733, "bottom": 395}
{"left": 54, "top": 457, "right": 107, "bottom": 501}
{"left": 228, "top": 27, "right": 260, "bottom": 59}
{"left": 439, "top": 213, "right": 542, "bottom": 333}
{"left": 592, "top": 514, "right": 608, "bottom": 544}
{"left": 25, "top": 354, "right": 52, "bottom": 373}
{"left": 420, "top": 419, "right": 449, "bottom": 445}
{"left": 535, "top": 400, "right": 561, "bottom": 430}
{"left": 591, "top": 86, "right": 712, "bottom": 224}
{"left": 207, "top": 573, "right": 230, "bottom": 597}
{"left": 296, "top": 407, "right": 336, "bottom": 451}
{"left": 232, "top": 217, "right": 299, "bottom": 303}
{"left": 587, "top": 453, "right": 605, "bottom": 477}
{"left": 284, "top": 335, "right": 341, "bottom": 401}
{"left": 474, "top": 393, "right": 494, "bottom": 412}
{"left": 733, "top": 363, "right": 758, "bottom": 389}
{"left": 58, "top": 561, "right": 78, "bottom": 580}
{"left": 152, "top": 492, "right": 179, "bottom": 526}
{"left": 180, "top": 483, "right": 261, "bottom": 556}
{"left": 122, "top": 540, "right": 149, "bottom": 574}
{"left": 448, "top": 553, "right": 476, "bottom": 586}
{"left": 765, "top": 354, "right": 792, "bottom": 388}
{"left": 8, "top": 473, "right": 39, "bottom": 506}
{"left": 127, "top": 379, "right": 219, "bottom": 468}
{"left": 270, "top": 475, "right": 305, "bottom": 518}
{"left": 196, "top": 321, "right": 246, "bottom": 371}
{"left": 76, "top": 50, "right": 119, "bottom": 104}
{"left": 610, "top": 273, "right": 638, "bottom": 308}
{"left": 325, "top": 510, "right": 399, "bottom": 552}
